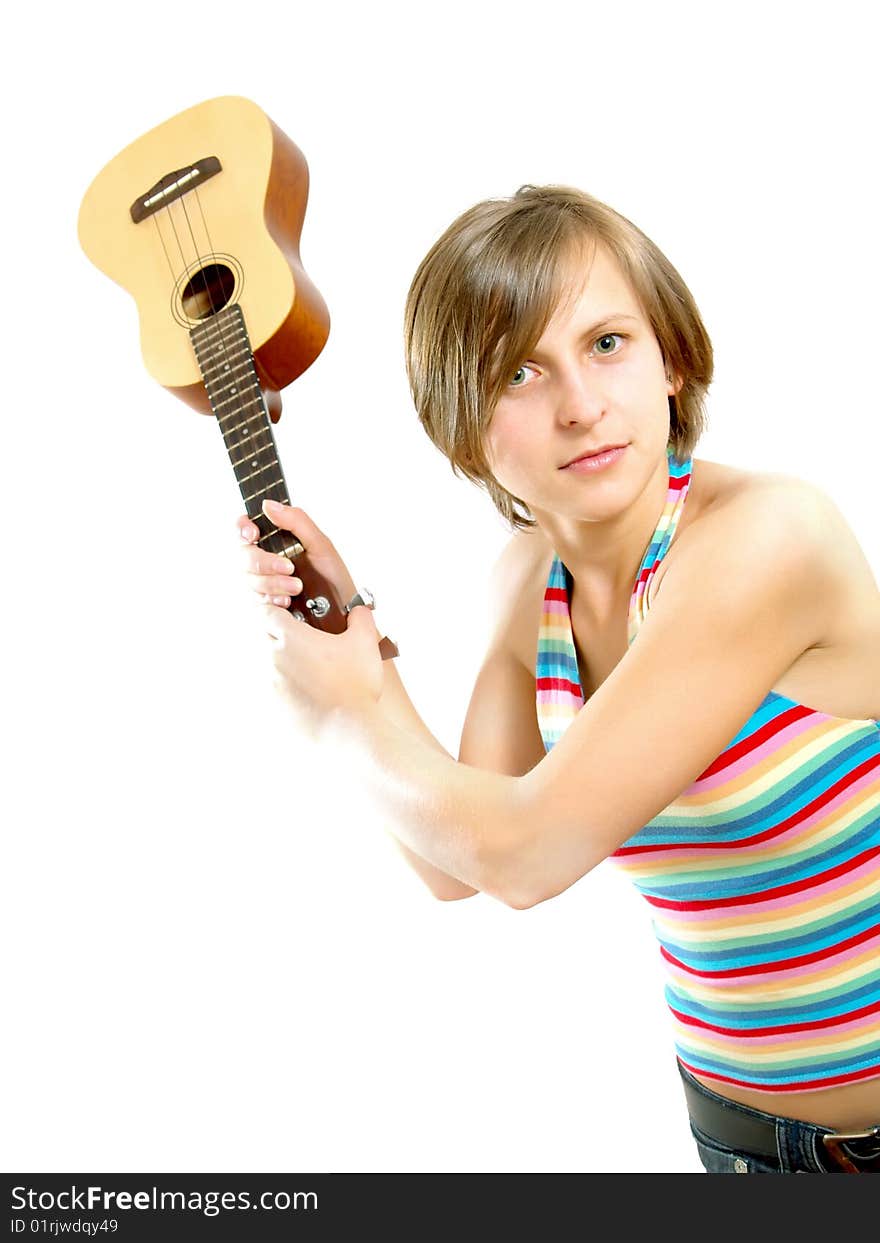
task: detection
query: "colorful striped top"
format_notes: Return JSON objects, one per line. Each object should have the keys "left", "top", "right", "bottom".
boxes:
{"left": 535, "top": 448, "right": 880, "bottom": 1092}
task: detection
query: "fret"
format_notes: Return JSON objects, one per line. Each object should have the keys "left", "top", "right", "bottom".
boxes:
{"left": 234, "top": 460, "right": 286, "bottom": 487}
{"left": 200, "top": 345, "right": 251, "bottom": 375}
{"left": 219, "top": 425, "right": 267, "bottom": 449}
{"left": 242, "top": 482, "right": 286, "bottom": 505}
{"left": 223, "top": 425, "right": 272, "bottom": 451}
{"left": 191, "top": 317, "right": 247, "bottom": 347}
{"left": 229, "top": 439, "right": 274, "bottom": 470}
{"left": 188, "top": 303, "right": 292, "bottom": 524}
{"left": 204, "top": 364, "right": 254, "bottom": 389}
{"left": 212, "top": 386, "right": 263, "bottom": 413}
{"left": 219, "top": 427, "right": 267, "bottom": 455}
{"left": 224, "top": 437, "right": 273, "bottom": 472}
{"left": 192, "top": 321, "right": 246, "bottom": 348}
{"left": 194, "top": 336, "right": 248, "bottom": 362}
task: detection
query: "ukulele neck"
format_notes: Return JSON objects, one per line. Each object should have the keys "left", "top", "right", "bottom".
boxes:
{"left": 189, "top": 304, "right": 297, "bottom": 555}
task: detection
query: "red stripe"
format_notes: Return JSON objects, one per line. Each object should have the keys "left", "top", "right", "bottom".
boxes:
{"left": 660, "top": 920, "right": 880, "bottom": 978}
{"left": 536, "top": 676, "right": 582, "bottom": 697}
{"left": 677, "top": 1058, "right": 880, "bottom": 1092}
{"left": 697, "top": 703, "right": 815, "bottom": 781}
{"left": 544, "top": 586, "right": 569, "bottom": 603}
{"left": 614, "top": 753, "right": 880, "bottom": 857}
{"left": 640, "top": 843, "right": 880, "bottom": 910}
{"left": 670, "top": 996, "right": 880, "bottom": 1038}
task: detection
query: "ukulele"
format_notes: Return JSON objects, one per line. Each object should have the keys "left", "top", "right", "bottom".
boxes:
{"left": 77, "top": 95, "right": 397, "bottom": 659}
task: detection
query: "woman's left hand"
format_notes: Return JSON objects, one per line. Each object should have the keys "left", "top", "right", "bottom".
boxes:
{"left": 250, "top": 501, "right": 385, "bottom": 742}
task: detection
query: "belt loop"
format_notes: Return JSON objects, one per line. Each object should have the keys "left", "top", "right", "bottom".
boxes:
{"left": 774, "top": 1119, "right": 797, "bottom": 1171}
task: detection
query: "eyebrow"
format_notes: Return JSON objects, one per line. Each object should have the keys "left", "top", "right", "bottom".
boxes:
{"left": 581, "top": 313, "right": 641, "bottom": 335}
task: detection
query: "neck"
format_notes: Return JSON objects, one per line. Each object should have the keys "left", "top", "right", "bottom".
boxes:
{"left": 190, "top": 304, "right": 293, "bottom": 555}
{"left": 535, "top": 450, "right": 673, "bottom": 623}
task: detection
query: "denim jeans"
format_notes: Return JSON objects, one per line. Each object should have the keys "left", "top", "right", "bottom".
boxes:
{"left": 678, "top": 1060, "right": 880, "bottom": 1174}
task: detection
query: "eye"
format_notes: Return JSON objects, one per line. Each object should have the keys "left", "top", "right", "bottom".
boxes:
{"left": 593, "top": 332, "right": 625, "bottom": 356}
{"left": 509, "top": 364, "right": 538, "bottom": 388}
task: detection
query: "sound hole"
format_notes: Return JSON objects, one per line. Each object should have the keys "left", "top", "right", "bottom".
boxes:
{"left": 181, "top": 262, "right": 236, "bottom": 320}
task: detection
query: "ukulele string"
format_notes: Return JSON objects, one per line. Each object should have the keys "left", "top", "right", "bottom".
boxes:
{"left": 191, "top": 180, "right": 286, "bottom": 558}
{"left": 151, "top": 175, "right": 281, "bottom": 569}
{"left": 192, "top": 181, "right": 287, "bottom": 549}
{"left": 171, "top": 182, "right": 282, "bottom": 562}
{"left": 187, "top": 183, "right": 280, "bottom": 554}
{"left": 151, "top": 208, "right": 178, "bottom": 288}
{"left": 151, "top": 181, "right": 237, "bottom": 524}
{"left": 158, "top": 190, "right": 242, "bottom": 542}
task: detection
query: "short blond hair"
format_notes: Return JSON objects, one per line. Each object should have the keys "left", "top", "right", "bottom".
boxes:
{"left": 404, "top": 184, "right": 714, "bottom": 530}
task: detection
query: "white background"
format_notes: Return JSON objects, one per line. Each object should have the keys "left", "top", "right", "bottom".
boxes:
{"left": 4, "top": 0, "right": 877, "bottom": 1174}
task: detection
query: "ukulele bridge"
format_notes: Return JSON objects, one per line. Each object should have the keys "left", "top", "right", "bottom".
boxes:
{"left": 130, "top": 156, "right": 222, "bottom": 223}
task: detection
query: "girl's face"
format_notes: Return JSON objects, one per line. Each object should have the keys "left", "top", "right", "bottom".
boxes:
{"left": 483, "top": 243, "right": 679, "bottom": 526}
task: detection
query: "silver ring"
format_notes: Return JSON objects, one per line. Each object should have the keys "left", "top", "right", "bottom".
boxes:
{"left": 344, "top": 588, "right": 375, "bottom": 614}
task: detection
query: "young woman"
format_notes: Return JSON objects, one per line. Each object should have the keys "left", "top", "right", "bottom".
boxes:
{"left": 238, "top": 185, "right": 880, "bottom": 1174}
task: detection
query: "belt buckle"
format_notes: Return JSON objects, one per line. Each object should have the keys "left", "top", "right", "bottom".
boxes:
{"left": 821, "top": 1126, "right": 880, "bottom": 1173}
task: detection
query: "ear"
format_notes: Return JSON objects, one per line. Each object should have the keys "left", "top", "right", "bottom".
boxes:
{"left": 664, "top": 363, "right": 683, "bottom": 396}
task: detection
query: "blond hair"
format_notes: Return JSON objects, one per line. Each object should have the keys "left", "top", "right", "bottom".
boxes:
{"left": 404, "top": 184, "right": 714, "bottom": 530}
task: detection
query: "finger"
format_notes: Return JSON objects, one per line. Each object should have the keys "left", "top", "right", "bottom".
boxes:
{"left": 243, "top": 545, "right": 299, "bottom": 577}
{"left": 346, "top": 602, "right": 380, "bottom": 641}
{"left": 250, "top": 572, "right": 303, "bottom": 597}
{"left": 262, "top": 601, "right": 296, "bottom": 641}
{"left": 238, "top": 515, "right": 259, "bottom": 543}
{"left": 262, "top": 500, "right": 336, "bottom": 556}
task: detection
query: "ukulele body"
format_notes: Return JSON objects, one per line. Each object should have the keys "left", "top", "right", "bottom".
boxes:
{"left": 77, "top": 95, "right": 330, "bottom": 420}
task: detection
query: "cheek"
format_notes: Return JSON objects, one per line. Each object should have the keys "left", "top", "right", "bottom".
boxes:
{"left": 484, "top": 416, "right": 538, "bottom": 485}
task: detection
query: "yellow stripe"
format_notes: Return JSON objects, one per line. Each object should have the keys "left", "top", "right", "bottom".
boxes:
{"left": 650, "top": 872, "right": 880, "bottom": 942}
{"left": 673, "top": 1018, "right": 880, "bottom": 1062}
{"left": 614, "top": 773, "right": 880, "bottom": 881}
{"left": 665, "top": 940, "right": 880, "bottom": 1004}
{"left": 674, "top": 718, "right": 869, "bottom": 812}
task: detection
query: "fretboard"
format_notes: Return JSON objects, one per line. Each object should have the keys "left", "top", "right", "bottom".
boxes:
{"left": 190, "top": 304, "right": 295, "bottom": 554}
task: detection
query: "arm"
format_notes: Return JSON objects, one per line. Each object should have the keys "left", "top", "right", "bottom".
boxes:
{"left": 376, "top": 658, "right": 478, "bottom": 900}
{"left": 328, "top": 482, "right": 841, "bottom": 909}
{"left": 241, "top": 502, "right": 544, "bottom": 902}
{"left": 378, "top": 535, "right": 548, "bottom": 901}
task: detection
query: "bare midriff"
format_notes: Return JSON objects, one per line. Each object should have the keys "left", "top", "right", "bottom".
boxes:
{"left": 689, "top": 1070, "right": 880, "bottom": 1131}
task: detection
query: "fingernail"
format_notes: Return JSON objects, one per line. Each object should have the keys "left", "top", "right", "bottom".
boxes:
{"left": 263, "top": 498, "right": 281, "bottom": 512}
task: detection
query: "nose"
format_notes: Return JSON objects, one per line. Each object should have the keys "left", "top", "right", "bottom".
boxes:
{"left": 553, "top": 363, "right": 607, "bottom": 428}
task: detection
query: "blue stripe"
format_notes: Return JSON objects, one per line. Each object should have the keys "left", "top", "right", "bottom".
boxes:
{"left": 666, "top": 976, "right": 880, "bottom": 1028}
{"left": 658, "top": 903, "right": 880, "bottom": 970}
{"left": 630, "top": 814, "right": 880, "bottom": 901}
{"left": 627, "top": 735, "right": 880, "bottom": 845}
{"left": 680, "top": 1045, "right": 880, "bottom": 1084}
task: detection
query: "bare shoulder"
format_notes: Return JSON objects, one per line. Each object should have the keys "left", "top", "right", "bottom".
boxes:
{"left": 674, "top": 459, "right": 879, "bottom": 643}
{"left": 485, "top": 524, "right": 555, "bottom": 674}
{"left": 693, "top": 456, "right": 844, "bottom": 527}
{"left": 691, "top": 460, "right": 873, "bottom": 576}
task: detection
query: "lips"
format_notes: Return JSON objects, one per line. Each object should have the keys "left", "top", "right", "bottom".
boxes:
{"left": 560, "top": 443, "right": 628, "bottom": 468}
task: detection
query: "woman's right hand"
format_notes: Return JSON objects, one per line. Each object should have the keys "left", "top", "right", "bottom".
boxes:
{"left": 237, "top": 512, "right": 303, "bottom": 607}
{"left": 237, "top": 502, "right": 359, "bottom": 610}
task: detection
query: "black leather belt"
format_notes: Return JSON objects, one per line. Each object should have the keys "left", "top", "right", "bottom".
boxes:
{"left": 679, "top": 1067, "right": 880, "bottom": 1173}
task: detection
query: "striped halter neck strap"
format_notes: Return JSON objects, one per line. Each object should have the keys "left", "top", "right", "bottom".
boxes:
{"left": 537, "top": 449, "right": 693, "bottom": 746}
{"left": 626, "top": 450, "right": 693, "bottom": 645}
